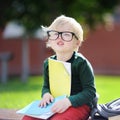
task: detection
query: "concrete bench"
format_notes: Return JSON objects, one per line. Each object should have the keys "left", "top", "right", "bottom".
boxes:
{"left": 0, "top": 109, "right": 23, "bottom": 120}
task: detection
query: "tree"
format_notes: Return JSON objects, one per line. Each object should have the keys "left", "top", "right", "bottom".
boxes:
{"left": 0, "top": 0, "right": 119, "bottom": 31}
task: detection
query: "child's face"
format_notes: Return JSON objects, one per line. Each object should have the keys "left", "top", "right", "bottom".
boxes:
{"left": 48, "top": 24, "right": 80, "bottom": 54}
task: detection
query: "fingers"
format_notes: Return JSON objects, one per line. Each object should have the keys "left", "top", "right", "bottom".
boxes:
{"left": 50, "top": 96, "right": 54, "bottom": 102}
{"left": 39, "top": 99, "right": 50, "bottom": 107}
{"left": 39, "top": 93, "right": 54, "bottom": 107}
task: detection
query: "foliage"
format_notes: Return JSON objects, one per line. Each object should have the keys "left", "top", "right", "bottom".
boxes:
{"left": 0, "top": 0, "right": 119, "bottom": 30}
{"left": 0, "top": 75, "right": 120, "bottom": 108}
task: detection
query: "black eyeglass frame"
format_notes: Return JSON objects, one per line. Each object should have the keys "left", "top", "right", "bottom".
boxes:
{"left": 47, "top": 30, "right": 78, "bottom": 42}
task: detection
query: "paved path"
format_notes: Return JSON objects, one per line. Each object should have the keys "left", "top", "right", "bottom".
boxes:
{"left": 0, "top": 109, "right": 23, "bottom": 120}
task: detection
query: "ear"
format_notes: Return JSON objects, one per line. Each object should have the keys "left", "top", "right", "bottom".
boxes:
{"left": 76, "top": 40, "right": 81, "bottom": 46}
{"left": 74, "top": 40, "right": 81, "bottom": 51}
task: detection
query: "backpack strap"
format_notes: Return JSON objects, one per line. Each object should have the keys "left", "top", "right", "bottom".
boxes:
{"left": 91, "top": 98, "right": 120, "bottom": 119}
{"left": 97, "top": 98, "right": 120, "bottom": 118}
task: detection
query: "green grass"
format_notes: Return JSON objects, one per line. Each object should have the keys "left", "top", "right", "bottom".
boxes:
{"left": 95, "top": 75, "right": 120, "bottom": 104}
{"left": 0, "top": 75, "right": 120, "bottom": 109}
{"left": 0, "top": 76, "right": 43, "bottom": 109}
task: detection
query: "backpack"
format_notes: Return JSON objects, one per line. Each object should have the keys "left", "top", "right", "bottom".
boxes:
{"left": 91, "top": 98, "right": 120, "bottom": 120}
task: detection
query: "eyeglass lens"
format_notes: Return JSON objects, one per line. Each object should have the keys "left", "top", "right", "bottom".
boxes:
{"left": 48, "top": 31, "right": 73, "bottom": 41}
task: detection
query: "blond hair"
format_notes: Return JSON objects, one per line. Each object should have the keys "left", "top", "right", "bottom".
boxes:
{"left": 48, "top": 15, "right": 83, "bottom": 42}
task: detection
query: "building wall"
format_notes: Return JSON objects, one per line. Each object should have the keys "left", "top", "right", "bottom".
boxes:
{"left": 80, "top": 24, "right": 120, "bottom": 75}
{"left": 0, "top": 24, "right": 120, "bottom": 76}
{"left": 0, "top": 30, "right": 54, "bottom": 76}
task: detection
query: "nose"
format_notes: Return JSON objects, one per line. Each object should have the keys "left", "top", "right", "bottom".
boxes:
{"left": 57, "top": 33, "right": 63, "bottom": 40}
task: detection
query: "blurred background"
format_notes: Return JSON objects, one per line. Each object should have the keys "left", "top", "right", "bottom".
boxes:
{"left": 0, "top": 0, "right": 120, "bottom": 83}
{"left": 0, "top": 0, "right": 120, "bottom": 111}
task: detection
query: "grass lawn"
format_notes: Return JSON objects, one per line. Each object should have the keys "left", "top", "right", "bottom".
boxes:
{"left": 0, "top": 76, "right": 43, "bottom": 109}
{"left": 0, "top": 75, "right": 120, "bottom": 109}
{"left": 95, "top": 75, "right": 120, "bottom": 103}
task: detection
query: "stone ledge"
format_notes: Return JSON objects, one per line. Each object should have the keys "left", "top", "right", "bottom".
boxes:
{"left": 0, "top": 109, "right": 23, "bottom": 120}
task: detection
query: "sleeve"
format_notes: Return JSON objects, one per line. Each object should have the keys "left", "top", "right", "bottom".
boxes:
{"left": 68, "top": 60, "right": 96, "bottom": 107}
{"left": 41, "top": 59, "right": 50, "bottom": 97}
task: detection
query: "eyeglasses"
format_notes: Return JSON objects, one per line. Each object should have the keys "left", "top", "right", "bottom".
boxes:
{"left": 47, "top": 30, "right": 78, "bottom": 42}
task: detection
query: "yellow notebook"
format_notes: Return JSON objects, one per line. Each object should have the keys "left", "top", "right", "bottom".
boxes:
{"left": 48, "top": 58, "right": 71, "bottom": 97}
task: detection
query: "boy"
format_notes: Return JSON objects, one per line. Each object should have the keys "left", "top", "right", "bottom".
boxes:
{"left": 22, "top": 15, "right": 96, "bottom": 120}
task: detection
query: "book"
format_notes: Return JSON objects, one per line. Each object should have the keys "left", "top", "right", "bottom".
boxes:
{"left": 16, "top": 95, "right": 66, "bottom": 119}
{"left": 48, "top": 58, "right": 71, "bottom": 97}
{"left": 17, "top": 59, "right": 71, "bottom": 119}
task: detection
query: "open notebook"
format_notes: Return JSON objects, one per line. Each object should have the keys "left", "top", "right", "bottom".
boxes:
{"left": 16, "top": 95, "right": 66, "bottom": 119}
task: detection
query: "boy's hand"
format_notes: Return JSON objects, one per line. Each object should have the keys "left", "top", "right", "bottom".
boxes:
{"left": 51, "top": 98, "right": 72, "bottom": 113}
{"left": 39, "top": 93, "right": 54, "bottom": 107}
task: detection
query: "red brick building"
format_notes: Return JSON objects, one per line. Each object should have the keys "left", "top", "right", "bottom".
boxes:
{"left": 0, "top": 24, "right": 120, "bottom": 77}
{"left": 80, "top": 23, "right": 120, "bottom": 75}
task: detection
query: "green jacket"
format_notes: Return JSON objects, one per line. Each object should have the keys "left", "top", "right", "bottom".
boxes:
{"left": 42, "top": 52, "right": 96, "bottom": 108}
